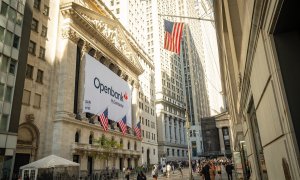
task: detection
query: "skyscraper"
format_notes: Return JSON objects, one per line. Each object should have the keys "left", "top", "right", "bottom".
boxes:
{"left": 0, "top": 0, "right": 31, "bottom": 178}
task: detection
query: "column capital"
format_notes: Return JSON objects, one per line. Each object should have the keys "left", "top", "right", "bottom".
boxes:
{"left": 61, "top": 27, "right": 80, "bottom": 43}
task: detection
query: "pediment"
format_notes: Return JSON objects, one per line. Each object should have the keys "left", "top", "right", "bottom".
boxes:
{"left": 60, "top": 2, "right": 143, "bottom": 75}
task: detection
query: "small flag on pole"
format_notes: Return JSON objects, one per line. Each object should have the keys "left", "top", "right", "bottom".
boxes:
{"left": 98, "top": 108, "right": 109, "bottom": 131}
{"left": 134, "top": 121, "right": 142, "bottom": 140}
{"left": 118, "top": 116, "right": 127, "bottom": 135}
{"left": 164, "top": 19, "right": 184, "bottom": 54}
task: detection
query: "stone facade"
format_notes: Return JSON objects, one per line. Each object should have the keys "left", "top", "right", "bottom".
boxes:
{"left": 14, "top": 0, "right": 151, "bottom": 178}
{"left": 214, "top": 0, "right": 300, "bottom": 179}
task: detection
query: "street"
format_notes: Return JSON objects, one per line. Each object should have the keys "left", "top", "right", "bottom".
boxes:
{"left": 142, "top": 166, "right": 235, "bottom": 180}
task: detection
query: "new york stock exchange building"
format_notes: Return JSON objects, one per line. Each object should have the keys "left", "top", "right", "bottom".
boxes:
{"left": 15, "top": 0, "right": 151, "bottom": 178}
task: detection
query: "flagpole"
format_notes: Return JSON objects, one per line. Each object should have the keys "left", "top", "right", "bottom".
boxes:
{"left": 158, "top": 13, "right": 214, "bottom": 22}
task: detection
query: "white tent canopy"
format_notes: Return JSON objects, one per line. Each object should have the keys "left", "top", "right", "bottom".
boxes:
{"left": 20, "top": 155, "right": 79, "bottom": 169}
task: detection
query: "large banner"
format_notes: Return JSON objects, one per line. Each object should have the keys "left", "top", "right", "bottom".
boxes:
{"left": 83, "top": 54, "right": 132, "bottom": 127}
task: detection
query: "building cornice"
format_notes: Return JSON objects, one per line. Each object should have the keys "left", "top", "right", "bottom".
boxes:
{"left": 60, "top": 2, "right": 144, "bottom": 76}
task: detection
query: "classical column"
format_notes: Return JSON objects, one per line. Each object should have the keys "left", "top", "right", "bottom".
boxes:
{"left": 77, "top": 41, "right": 91, "bottom": 118}
{"left": 164, "top": 114, "right": 168, "bottom": 142}
{"left": 183, "top": 121, "right": 186, "bottom": 144}
{"left": 218, "top": 127, "right": 225, "bottom": 154}
{"left": 175, "top": 118, "right": 180, "bottom": 144}
{"left": 170, "top": 116, "right": 175, "bottom": 143}
{"left": 131, "top": 81, "right": 139, "bottom": 126}
{"left": 166, "top": 115, "right": 170, "bottom": 142}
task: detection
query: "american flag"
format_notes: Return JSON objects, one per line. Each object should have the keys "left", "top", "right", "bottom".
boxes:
{"left": 134, "top": 121, "right": 142, "bottom": 140}
{"left": 164, "top": 19, "right": 184, "bottom": 54}
{"left": 118, "top": 116, "right": 127, "bottom": 135}
{"left": 98, "top": 108, "right": 109, "bottom": 131}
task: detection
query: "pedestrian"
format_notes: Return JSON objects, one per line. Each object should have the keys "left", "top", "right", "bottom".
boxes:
{"left": 225, "top": 162, "right": 234, "bottom": 180}
{"left": 201, "top": 162, "right": 211, "bottom": 180}
{"left": 209, "top": 162, "right": 216, "bottom": 180}
{"left": 216, "top": 163, "right": 222, "bottom": 179}
{"left": 137, "top": 171, "right": 147, "bottom": 180}
{"left": 152, "top": 164, "right": 158, "bottom": 180}
{"left": 125, "top": 167, "right": 131, "bottom": 180}
{"left": 178, "top": 163, "right": 183, "bottom": 177}
{"left": 166, "top": 163, "right": 171, "bottom": 178}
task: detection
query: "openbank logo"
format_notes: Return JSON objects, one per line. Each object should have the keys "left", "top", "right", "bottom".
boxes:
{"left": 94, "top": 77, "right": 128, "bottom": 102}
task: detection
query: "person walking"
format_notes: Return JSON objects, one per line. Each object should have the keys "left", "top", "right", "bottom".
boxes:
{"left": 125, "top": 167, "right": 131, "bottom": 180}
{"left": 166, "top": 163, "right": 172, "bottom": 178}
{"left": 225, "top": 163, "right": 234, "bottom": 180}
{"left": 201, "top": 162, "right": 211, "bottom": 180}
{"left": 137, "top": 171, "right": 147, "bottom": 180}
{"left": 152, "top": 164, "right": 158, "bottom": 180}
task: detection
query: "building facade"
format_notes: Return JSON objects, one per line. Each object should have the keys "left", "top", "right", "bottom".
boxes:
{"left": 214, "top": 0, "right": 300, "bottom": 179}
{"left": 13, "top": 0, "right": 151, "bottom": 178}
{"left": 0, "top": 0, "right": 31, "bottom": 179}
{"left": 102, "top": 0, "right": 159, "bottom": 165}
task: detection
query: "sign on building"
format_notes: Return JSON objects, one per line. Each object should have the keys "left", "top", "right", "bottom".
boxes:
{"left": 83, "top": 54, "right": 132, "bottom": 127}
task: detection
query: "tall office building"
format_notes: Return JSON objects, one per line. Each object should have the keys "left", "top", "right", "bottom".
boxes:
{"left": 0, "top": 0, "right": 31, "bottom": 179}
{"left": 102, "top": 0, "right": 159, "bottom": 165}
{"left": 13, "top": 0, "right": 149, "bottom": 178}
{"left": 181, "top": 0, "right": 211, "bottom": 159}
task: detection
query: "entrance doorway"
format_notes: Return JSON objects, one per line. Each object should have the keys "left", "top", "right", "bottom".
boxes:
{"left": 119, "top": 158, "right": 123, "bottom": 170}
{"left": 13, "top": 154, "right": 30, "bottom": 179}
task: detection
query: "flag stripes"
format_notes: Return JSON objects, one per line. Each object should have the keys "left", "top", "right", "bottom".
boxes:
{"left": 164, "top": 20, "right": 184, "bottom": 54}
{"left": 118, "top": 116, "right": 127, "bottom": 135}
{"left": 98, "top": 108, "right": 109, "bottom": 131}
{"left": 134, "top": 122, "right": 141, "bottom": 140}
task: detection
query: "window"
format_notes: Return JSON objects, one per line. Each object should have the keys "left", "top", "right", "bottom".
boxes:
{"left": 4, "top": 31, "right": 13, "bottom": 46}
{"left": 0, "top": 2, "right": 8, "bottom": 16}
{"left": 89, "top": 133, "right": 93, "bottom": 144}
{"left": 75, "top": 131, "right": 80, "bottom": 143}
{"left": 110, "top": 0, "right": 114, "bottom": 6}
{"left": 153, "top": 149, "right": 155, "bottom": 155}
{"left": 0, "top": 83, "right": 4, "bottom": 100}
{"left": 8, "top": 8, "right": 16, "bottom": 22}
{"left": 0, "top": 114, "right": 9, "bottom": 131}
{"left": 172, "top": 149, "right": 175, "bottom": 156}
{"left": 26, "top": 64, "right": 33, "bottom": 79}
{"left": 182, "top": 150, "right": 184, "bottom": 157}
{"left": 177, "top": 149, "right": 180, "bottom": 156}
{"left": 33, "top": 93, "right": 41, "bottom": 108}
{"left": 41, "top": 25, "right": 47, "bottom": 37}
{"left": 9, "top": 60, "right": 16, "bottom": 75}
{"left": 116, "top": 8, "right": 120, "bottom": 14}
{"left": 16, "top": 12, "right": 23, "bottom": 25}
{"left": 167, "top": 148, "right": 169, "bottom": 156}
{"left": 73, "top": 155, "right": 80, "bottom": 163}
{"left": 33, "top": 0, "right": 41, "bottom": 10}
{"left": 5, "top": 86, "right": 12, "bottom": 102}
{"left": 22, "top": 90, "right": 30, "bottom": 105}
{"left": 13, "top": 35, "right": 20, "bottom": 48}
{"left": 31, "top": 18, "right": 38, "bottom": 32}
{"left": 28, "top": 41, "right": 36, "bottom": 55}
{"left": 0, "top": 55, "right": 9, "bottom": 72}
{"left": 127, "top": 142, "right": 130, "bottom": 150}
{"left": 43, "top": 5, "right": 49, "bottom": 16}
{"left": 39, "top": 47, "right": 45, "bottom": 59}
{"left": 36, "top": 69, "right": 43, "bottom": 83}
{"left": 0, "top": 26, "right": 4, "bottom": 41}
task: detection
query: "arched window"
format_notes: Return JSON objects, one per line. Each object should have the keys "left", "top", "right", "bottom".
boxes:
{"left": 75, "top": 131, "right": 80, "bottom": 143}
{"left": 89, "top": 133, "right": 93, "bottom": 145}
{"left": 127, "top": 141, "right": 130, "bottom": 150}
{"left": 134, "top": 141, "right": 137, "bottom": 151}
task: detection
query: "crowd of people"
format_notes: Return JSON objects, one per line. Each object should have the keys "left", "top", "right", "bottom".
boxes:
{"left": 194, "top": 157, "right": 234, "bottom": 180}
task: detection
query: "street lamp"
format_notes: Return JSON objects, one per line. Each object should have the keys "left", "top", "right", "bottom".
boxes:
{"left": 185, "top": 111, "right": 193, "bottom": 180}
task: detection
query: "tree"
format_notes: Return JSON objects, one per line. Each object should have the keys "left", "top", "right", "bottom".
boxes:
{"left": 93, "top": 136, "right": 123, "bottom": 167}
